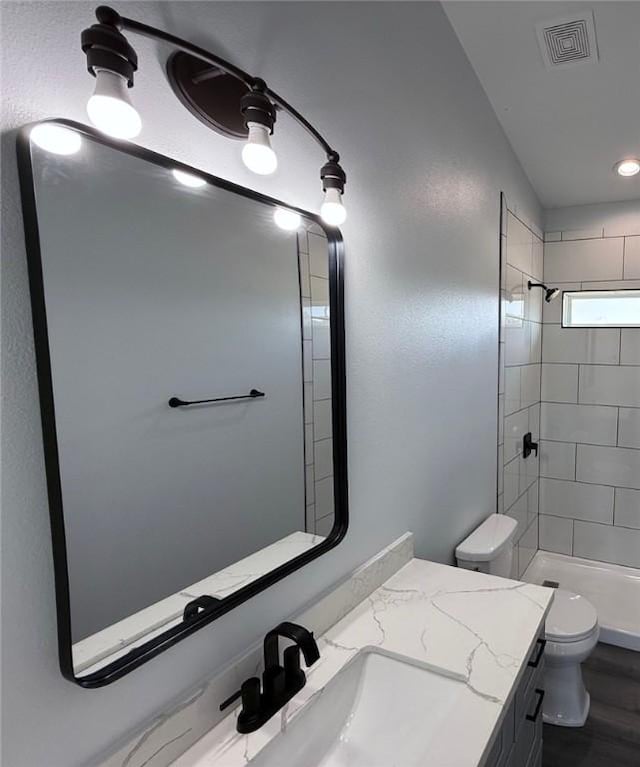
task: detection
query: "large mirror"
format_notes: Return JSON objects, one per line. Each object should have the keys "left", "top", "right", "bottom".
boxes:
{"left": 18, "top": 121, "right": 347, "bottom": 686}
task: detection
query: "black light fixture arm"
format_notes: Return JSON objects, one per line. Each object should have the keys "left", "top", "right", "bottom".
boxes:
{"left": 95, "top": 6, "right": 340, "bottom": 162}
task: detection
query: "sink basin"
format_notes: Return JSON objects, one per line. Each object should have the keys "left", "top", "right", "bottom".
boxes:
{"left": 249, "top": 650, "right": 467, "bottom": 767}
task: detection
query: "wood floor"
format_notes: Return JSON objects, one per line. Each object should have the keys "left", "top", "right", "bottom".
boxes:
{"left": 543, "top": 643, "right": 640, "bottom": 767}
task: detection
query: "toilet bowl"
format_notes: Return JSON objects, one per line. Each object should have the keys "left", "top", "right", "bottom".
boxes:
{"left": 456, "top": 515, "right": 599, "bottom": 728}
{"left": 543, "top": 589, "right": 599, "bottom": 727}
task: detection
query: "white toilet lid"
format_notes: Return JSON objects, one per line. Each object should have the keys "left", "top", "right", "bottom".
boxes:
{"left": 545, "top": 589, "right": 598, "bottom": 643}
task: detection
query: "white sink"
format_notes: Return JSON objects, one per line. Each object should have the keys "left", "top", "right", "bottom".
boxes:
{"left": 249, "top": 650, "right": 467, "bottom": 767}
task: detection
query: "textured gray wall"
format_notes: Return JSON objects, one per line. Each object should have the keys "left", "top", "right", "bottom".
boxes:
{"left": 1, "top": 3, "right": 540, "bottom": 765}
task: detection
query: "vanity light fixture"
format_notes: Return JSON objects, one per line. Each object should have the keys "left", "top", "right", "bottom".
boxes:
{"left": 81, "top": 7, "right": 141, "bottom": 138}
{"left": 614, "top": 158, "right": 640, "bottom": 178}
{"left": 30, "top": 124, "right": 82, "bottom": 155}
{"left": 273, "top": 208, "right": 302, "bottom": 231}
{"left": 172, "top": 169, "right": 207, "bottom": 188}
{"left": 80, "top": 6, "right": 347, "bottom": 225}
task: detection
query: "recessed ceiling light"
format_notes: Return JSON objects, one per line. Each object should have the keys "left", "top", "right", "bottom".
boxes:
{"left": 172, "top": 169, "right": 206, "bottom": 188}
{"left": 30, "top": 124, "right": 82, "bottom": 155}
{"left": 614, "top": 159, "right": 640, "bottom": 178}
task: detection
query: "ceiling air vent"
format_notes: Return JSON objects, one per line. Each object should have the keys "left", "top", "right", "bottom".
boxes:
{"left": 536, "top": 11, "right": 599, "bottom": 70}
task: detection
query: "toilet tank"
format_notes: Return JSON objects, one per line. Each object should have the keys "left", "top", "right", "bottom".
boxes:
{"left": 455, "top": 514, "right": 518, "bottom": 578}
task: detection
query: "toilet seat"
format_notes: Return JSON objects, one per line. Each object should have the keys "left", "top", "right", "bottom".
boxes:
{"left": 545, "top": 589, "right": 598, "bottom": 643}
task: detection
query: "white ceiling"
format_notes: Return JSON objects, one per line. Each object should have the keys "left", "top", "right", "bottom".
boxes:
{"left": 444, "top": 2, "right": 640, "bottom": 209}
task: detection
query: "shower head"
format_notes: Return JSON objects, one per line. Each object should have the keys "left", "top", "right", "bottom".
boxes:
{"left": 545, "top": 287, "right": 560, "bottom": 303}
{"left": 528, "top": 281, "right": 560, "bottom": 303}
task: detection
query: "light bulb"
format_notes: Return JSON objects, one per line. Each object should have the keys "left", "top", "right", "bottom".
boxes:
{"left": 172, "top": 169, "right": 206, "bottom": 188}
{"left": 615, "top": 159, "right": 640, "bottom": 178}
{"left": 87, "top": 69, "right": 141, "bottom": 139}
{"left": 273, "top": 208, "right": 302, "bottom": 231}
{"left": 31, "top": 124, "right": 82, "bottom": 155}
{"left": 320, "top": 187, "right": 347, "bottom": 226}
{"left": 242, "top": 122, "right": 277, "bottom": 175}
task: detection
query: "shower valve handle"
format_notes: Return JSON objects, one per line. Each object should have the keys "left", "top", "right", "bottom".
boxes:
{"left": 523, "top": 432, "right": 538, "bottom": 459}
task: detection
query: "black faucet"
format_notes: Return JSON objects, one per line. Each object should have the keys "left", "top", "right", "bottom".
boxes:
{"left": 220, "top": 621, "right": 320, "bottom": 733}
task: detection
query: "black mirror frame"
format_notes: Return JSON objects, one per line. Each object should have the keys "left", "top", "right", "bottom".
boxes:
{"left": 16, "top": 119, "right": 348, "bottom": 687}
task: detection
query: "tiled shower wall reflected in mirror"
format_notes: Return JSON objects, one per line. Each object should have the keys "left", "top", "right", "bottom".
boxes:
{"left": 298, "top": 226, "right": 334, "bottom": 537}
{"left": 498, "top": 196, "right": 544, "bottom": 577}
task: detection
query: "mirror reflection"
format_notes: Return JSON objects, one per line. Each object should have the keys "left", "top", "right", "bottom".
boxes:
{"left": 27, "top": 125, "right": 339, "bottom": 677}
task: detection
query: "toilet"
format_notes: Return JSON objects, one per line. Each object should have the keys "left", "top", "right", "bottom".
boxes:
{"left": 455, "top": 514, "right": 599, "bottom": 728}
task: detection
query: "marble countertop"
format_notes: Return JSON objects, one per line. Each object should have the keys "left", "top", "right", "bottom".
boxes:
{"left": 172, "top": 558, "right": 553, "bottom": 767}
{"left": 75, "top": 532, "right": 324, "bottom": 674}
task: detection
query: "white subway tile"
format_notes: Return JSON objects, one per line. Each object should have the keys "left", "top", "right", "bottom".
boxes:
{"left": 520, "top": 450, "right": 538, "bottom": 495}
{"left": 299, "top": 252, "right": 311, "bottom": 297}
{"left": 615, "top": 488, "right": 640, "bottom": 529}
{"left": 310, "top": 276, "right": 330, "bottom": 319}
{"left": 579, "top": 365, "right": 640, "bottom": 407}
{"left": 531, "top": 239, "right": 544, "bottom": 283}
{"left": 561, "top": 227, "right": 604, "bottom": 241}
{"left": 302, "top": 297, "right": 312, "bottom": 340}
{"left": 303, "top": 341, "right": 312, "bottom": 382}
{"left": 517, "top": 519, "right": 538, "bottom": 577}
{"left": 576, "top": 444, "right": 640, "bottom": 490}
{"left": 306, "top": 465, "right": 314, "bottom": 505}
{"left": 504, "top": 456, "right": 519, "bottom": 510}
{"left": 311, "top": 318, "right": 331, "bottom": 359}
{"left": 315, "top": 514, "right": 334, "bottom": 537}
{"left": 312, "top": 359, "right": 331, "bottom": 400}
{"left": 541, "top": 402, "right": 618, "bottom": 445}
{"left": 544, "top": 232, "right": 561, "bottom": 243}
{"left": 544, "top": 238, "right": 624, "bottom": 282}
{"left": 504, "top": 408, "right": 529, "bottom": 462}
{"left": 505, "top": 322, "right": 530, "bottom": 366}
{"left": 314, "top": 475, "right": 334, "bottom": 519}
{"left": 539, "top": 478, "right": 613, "bottom": 523}
{"left": 527, "top": 480, "right": 539, "bottom": 524}
{"left": 620, "top": 330, "right": 640, "bottom": 365}
{"left": 526, "top": 284, "right": 543, "bottom": 324}
{"left": 505, "top": 491, "right": 528, "bottom": 540}
{"left": 539, "top": 440, "right": 576, "bottom": 480}
{"left": 542, "top": 326, "right": 620, "bottom": 364}
{"left": 498, "top": 445, "right": 504, "bottom": 495}
{"left": 313, "top": 399, "right": 332, "bottom": 441}
{"left": 618, "top": 408, "right": 640, "bottom": 449}
{"left": 505, "top": 366, "right": 521, "bottom": 415}
{"left": 541, "top": 364, "right": 579, "bottom": 403}
{"left": 507, "top": 213, "right": 532, "bottom": 274}
{"left": 542, "top": 282, "right": 580, "bottom": 323}
{"left": 498, "top": 395, "right": 504, "bottom": 445}
{"left": 499, "top": 342, "right": 505, "bottom": 394}
{"left": 308, "top": 232, "right": 328, "bottom": 278}
{"left": 573, "top": 520, "right": 640, "bottom": 569}
{"left": 313, "top": 439, "right": 333, "bottom": 480}
{"left": 305, "top": 503, "right": 315, "bottom": 531}
{"left": 305, "top": 424, "right": 313, "bottom": 465}
{"left": 539, "top": 514, "right": 574, "bottom": 555}
{"left": 297, "top": 230, "right": 308, "bottom": 255}
{"left": 520, "top": 364, "right": 541, "bottom": 410}
{"left": 506, "top": 265, "right": 525, "bottom": 320}
{"left": 304, "top": 382, "right": 313, "bottom": 424}
{"left": 529, "top": 403, "right": 541, "bottom": 440}
{"left": 529, "top": 320, "right": 542, "bottom": 364}
{"left": 624, "top": 236, "right": 640, "bottom": 279}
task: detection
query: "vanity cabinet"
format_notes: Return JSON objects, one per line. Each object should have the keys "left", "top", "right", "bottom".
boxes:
{"left": 484, "top": 633, "right": 545, "bottom": 767}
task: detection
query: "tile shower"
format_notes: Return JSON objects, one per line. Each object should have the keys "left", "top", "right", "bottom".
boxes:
{"left": 538, "top": 219, "right": 640, "bottom": 568}
{"left": 498, "top": 197, "right": 544, "bottom": 578}
{"left": 298, "top": 226, "right": 335, "bottom": 537}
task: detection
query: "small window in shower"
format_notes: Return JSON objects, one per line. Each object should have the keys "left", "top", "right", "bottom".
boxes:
{"left": 562, "top": 289, "right": 640, "bottom": 328}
